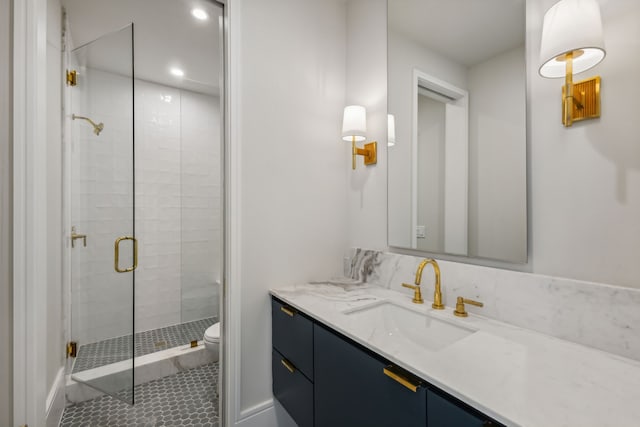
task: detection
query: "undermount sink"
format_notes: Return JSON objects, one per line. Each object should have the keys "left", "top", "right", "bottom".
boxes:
{"left": 343, "top": 301, "right": 475, "bottom": 352}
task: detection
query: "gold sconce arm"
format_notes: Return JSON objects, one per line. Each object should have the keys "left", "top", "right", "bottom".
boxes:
{"left": 561, "top": 71, "right": 601, "bottom": 127}
{"left": 351, "top": 136, "right": 377, "bottom": 170}
{"left": 538, "top": 0, "right": 605, "bottom": 128}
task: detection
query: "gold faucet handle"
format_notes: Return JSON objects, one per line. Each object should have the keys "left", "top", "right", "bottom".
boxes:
{"left": 401, "top": 283, "right": 424, "bottom": 304}
{"left": 453, "top": 296, "right": 483, "bottom": 317}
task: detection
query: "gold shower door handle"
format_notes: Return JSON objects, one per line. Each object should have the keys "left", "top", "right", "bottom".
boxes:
{"left": 114, "top": 236, "right": 138, "bottom": 273}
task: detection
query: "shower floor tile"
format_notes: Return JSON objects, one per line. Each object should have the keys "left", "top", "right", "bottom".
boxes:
{"left": 73, "top": 318, "right": 215, "bottom": 373}
{"left": 60, "top": 362, "right": 219, "bottom": 427}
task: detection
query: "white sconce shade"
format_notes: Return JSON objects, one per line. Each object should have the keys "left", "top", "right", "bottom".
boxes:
{"left": 539, "top": 0, "right": 605, "bottom": 78}
{"left": 387, "top": 114, "right": 396, "bottom": 147}
{"left": 342, "top": 105, "right": 377, "bottom": 169}
{"left": 342, "top": 105, "right": 367, "bottom": 142}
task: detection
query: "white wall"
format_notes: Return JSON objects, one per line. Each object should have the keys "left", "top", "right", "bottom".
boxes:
{"left": 346, "top": 0, "right": 388, "bottom": 251}
{"left": 0, "top": 0, "right": 13, "bottom": 424}
{"left": 355, "top": 0, "right": 640, "bottom": 289}
{"left": 527, "top": 0, "right": 640, "bottom": 288}
{"left": 237, "top": 0, "right": 348, "bottom": 415}
{"left": 467, "top": 46, "right": 527, "bottom": 261}
{"left": 416, "top": 95, "right": 445, "bottom": 252}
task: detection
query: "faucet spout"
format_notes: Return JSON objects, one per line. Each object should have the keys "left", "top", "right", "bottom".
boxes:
{"left": 415, "top": 259, "right": 444, "bottom": 310}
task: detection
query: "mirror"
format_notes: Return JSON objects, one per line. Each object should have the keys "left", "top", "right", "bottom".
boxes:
{"left": 387, "top": 0, "right": 527, "bottom": 263}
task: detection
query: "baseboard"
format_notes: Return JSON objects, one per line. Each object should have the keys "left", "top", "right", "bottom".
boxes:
{"left": 235, "top": 398, "right": 297, "bottom": 427}
{"left": 46, "top": 367, "right": 65, "bottom": 427}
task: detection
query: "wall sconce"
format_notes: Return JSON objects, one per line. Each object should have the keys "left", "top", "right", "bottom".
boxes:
{"left": 539, "top": 0, "right": 606, "bottom": 127}
{"left": 342, "top": 105, "right": 377, "bottom": 170}
{"left": 387, "top": 114, "right": 396, "bottom": 147}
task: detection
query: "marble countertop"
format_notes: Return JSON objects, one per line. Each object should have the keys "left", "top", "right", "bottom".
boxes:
{"left": 270, "top": 282, "right": 640, "bottom": 427}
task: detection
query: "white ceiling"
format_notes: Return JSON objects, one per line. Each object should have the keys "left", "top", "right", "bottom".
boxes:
{"left": 389, "top": 0, "right": 525, "bottom": 67}
{"left": 62, "top": 0, "right": 223, "bottom": 95}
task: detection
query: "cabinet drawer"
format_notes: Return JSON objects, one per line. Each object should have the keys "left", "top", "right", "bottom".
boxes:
{"left": 272, "top": 349, "right": 314, "bottom": 427}
{"left": 427, "top": 388, "right": 504, "bottom": 427}
{"left": 271, "top": 297, "right": 313, "bottom": 379}
{"left": 314, "top": 323, "right": 426, "bottom": 427}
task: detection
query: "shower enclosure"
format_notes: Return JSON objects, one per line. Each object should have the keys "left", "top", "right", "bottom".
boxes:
{"left": 64, "top": 0, "right": 223, "bottom": 405}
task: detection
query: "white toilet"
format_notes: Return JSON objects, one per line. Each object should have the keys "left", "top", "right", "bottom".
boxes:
{"left": 203, "top": 322, "right": 220, "bottom": 361}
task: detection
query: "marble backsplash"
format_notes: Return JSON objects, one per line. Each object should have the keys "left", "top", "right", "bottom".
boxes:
{"left": 347, "top": 249, "right": 640, "bottom": 361}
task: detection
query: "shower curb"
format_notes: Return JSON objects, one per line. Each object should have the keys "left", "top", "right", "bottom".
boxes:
{"left": 65, "top": 341, "right": 216, "bottom": 404}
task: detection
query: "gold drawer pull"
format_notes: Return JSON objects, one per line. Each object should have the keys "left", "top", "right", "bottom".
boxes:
{"left": 280, "top": 306, "right": 296, "bottom": 317}
{"left": 281, "top": 358, "right": 296, "bottom": 373}
{"left": 383, "top": 365, "right": 421, "bottom": 392}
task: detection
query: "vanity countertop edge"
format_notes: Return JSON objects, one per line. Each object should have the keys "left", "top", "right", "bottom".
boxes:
{"left": 270, "top": 283, "right": 640, "bottom": 427}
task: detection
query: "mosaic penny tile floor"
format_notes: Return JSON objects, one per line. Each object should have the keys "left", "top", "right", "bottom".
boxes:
{"left": 60, "top": 362, "right": 219, "bottom": 427}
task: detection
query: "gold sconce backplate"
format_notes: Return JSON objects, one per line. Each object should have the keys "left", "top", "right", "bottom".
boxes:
{"left": 562, "top": 76, "right": 601, "bottom": 126}
{"left": 362, "top": 141, "right": 377, "bottom": 165}
{"left": 351, "top": 140, "right": 378, "bottom": 170}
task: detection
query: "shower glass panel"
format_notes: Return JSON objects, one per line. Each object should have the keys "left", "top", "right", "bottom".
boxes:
{"left": 69, "top": 24, "right": 136, "bottom": 404}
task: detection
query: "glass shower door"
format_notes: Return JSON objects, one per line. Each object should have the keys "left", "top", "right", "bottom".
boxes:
{"left": 68, "top": 24, "right": 136, "bottom": 404}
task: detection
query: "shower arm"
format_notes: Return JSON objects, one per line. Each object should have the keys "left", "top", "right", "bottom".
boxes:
{"left": 72, "top": 114, "right": 104, "bottom": 135}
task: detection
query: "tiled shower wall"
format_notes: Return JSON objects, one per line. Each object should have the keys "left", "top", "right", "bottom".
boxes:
{"left": 71, "top": 68, "right": 220, "bottom": 344}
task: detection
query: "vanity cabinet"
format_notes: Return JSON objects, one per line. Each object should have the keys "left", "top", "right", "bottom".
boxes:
{"left": 314, "top": 322, "right": 426, "bottom": 427}
{"left": 427, "top": 388, "right": 500, "bottom": 427}
{"left": 271, "top": 296, "right": 503, "bottom": 427}
{"left": 271, "top": 298, "right": 314, "bottom": 427}
{"left": 271, "top": 298, "right": 314, "bottom": 379}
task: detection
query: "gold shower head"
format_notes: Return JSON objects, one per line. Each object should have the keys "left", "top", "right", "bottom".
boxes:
{"left": 72, "top": 114, "right": 104, "bottom": 136}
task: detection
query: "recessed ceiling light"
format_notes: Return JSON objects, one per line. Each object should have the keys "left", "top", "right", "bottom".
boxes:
{"left": 170, "top": 68, "right": 185, "bottom": 77}
{"left": 191, "top": 8, "right": 209, "bottom": 21}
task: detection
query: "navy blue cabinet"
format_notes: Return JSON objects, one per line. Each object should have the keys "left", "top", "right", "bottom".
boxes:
{"left": 314, "top": 323, "right": 427, "bottom": 427}
{"left": 271, "top": 297, "right": 504, "bottom": 427}
{"left": 271, "top": 298, "right": 314, "bottom": 380}
{"left": 427, "top": 388, "right": 500, "bottom": 426}
{"left": 271, "top": 298, "right": 315, "bottom": 427}
{"left": 272, "top": 348, "right": 314, "bottom": 427}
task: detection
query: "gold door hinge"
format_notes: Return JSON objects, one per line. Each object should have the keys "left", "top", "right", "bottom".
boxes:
{"left": 66, "top": 69, "right": 77, "bottom": 86}
{"left": 67, "top": 341, "right": 77, "bottom": 358}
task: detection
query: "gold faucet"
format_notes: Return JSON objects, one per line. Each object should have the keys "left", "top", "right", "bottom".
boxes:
{"left": 402, "top": 258, "right": 444, "bottom": 309}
